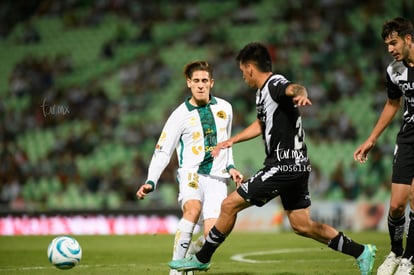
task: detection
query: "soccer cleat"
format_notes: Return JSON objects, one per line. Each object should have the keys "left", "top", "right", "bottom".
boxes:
{"left": 357, "top": 244, "right": 377, "bottom": 275}
{"left": 394, "top": 257, "right": 413, "bottom": 275}
{"left": 169, "top": 255, "right": 211, "bottom": 271}
{"left": 376, "top": 252, "right": 401, "bottom": 275}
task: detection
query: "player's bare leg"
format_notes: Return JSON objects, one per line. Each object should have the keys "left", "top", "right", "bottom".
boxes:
{"left": 286, "top": 207, "right": 376, "bottom": 275}
{"left": 169, "top": 192, "right": 250, "bottom": 271}
{"left": 172, "top": 200, "right": 201, "bottom": 260}
{"left": 214, "top": 192, "right": 251, "bottom": 235}
{"left": 285, "top": 208, "right": 337, "bottom": 243}
{"left": 192, "top": 191, "right": 251, "bottom": 264}
{"left": 170, "top": 200, "right": 201, "bottom": 274}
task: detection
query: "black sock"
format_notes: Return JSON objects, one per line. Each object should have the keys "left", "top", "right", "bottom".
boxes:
{"left": 328, "top": 232, "right": 364, "bottom": 258}
{"left": 402, "top": 211, "right": 414, "bottom": 262}
{"left": 388, "top": 214, "right": 405, "bottom": 257}
{"left": 195, "top": 226, "right": 226, "bottom": 263}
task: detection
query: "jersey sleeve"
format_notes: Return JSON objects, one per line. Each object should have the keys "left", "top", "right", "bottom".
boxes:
{"left": 145, "top": 110, "right": 182, "bottom": 189}
{"left": 268, "top": 75, "right": 291, "bottom": 102}
{"left": 386, "top": 72, "right": 403, "bottom": 99}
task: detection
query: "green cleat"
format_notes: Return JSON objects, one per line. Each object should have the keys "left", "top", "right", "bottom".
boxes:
{"left": 168, "top": 255, "right": 211, "bottom": 272}
{"left": 356, "top": 244, "right": 377, "bottom": 275}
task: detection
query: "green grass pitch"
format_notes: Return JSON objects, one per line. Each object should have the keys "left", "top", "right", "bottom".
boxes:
{"left": 0, "top": 231, "right": 388, "bottom": 274}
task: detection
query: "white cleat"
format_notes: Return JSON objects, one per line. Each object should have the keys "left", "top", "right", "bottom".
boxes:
{"left": 394, "top": 257, "right": 413, "bottom": 275}
{"left": 169, "top": 269, "right": 194, "bottom": 275}
{"left": 377, "top": 252, "right": 401, "bottom": 275}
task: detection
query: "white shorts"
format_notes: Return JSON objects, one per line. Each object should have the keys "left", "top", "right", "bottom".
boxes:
{"left": 177, "top": 171, "right": 228, "bottom": 221}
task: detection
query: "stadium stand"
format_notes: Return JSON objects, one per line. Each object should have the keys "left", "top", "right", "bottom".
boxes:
{"left": 1, "top": 0, "right": 413, "bottom": 213}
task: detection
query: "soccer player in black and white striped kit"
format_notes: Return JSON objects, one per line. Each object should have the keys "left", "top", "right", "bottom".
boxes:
{"left": 170, "top": 42, "right": 376, "bottom": 275}
{"left": 354, "top": 17, "right": 414, "bottom": 275}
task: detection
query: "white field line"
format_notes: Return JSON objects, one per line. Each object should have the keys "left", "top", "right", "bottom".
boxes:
{"left": 231, "top": 247, "right": 353, "bottom": 263}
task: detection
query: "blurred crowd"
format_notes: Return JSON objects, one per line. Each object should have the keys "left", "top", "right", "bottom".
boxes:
{"left": 0, "top": 0, "right": 413, "bottom": 212}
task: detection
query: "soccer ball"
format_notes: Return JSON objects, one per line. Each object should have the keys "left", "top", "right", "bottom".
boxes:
{"left": 47, "top": 236, "right": 82, "bottom": 269}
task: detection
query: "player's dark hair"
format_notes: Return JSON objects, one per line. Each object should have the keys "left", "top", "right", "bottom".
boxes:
{"left": 382, "top": 17, "right": 414, "bottom": 40}
{"left": 183, "top": 61, "right": 213, "bottom": 79}
{"left": 236, "top": 42, "right": 272, "bottom": 72}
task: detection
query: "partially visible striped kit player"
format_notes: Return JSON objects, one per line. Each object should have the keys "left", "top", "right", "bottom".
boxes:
{"left": 354, "top": 17, "right": 414, "bottom": 275}
{"left": 386, "top": 59, "right": 414, "bottom": 144}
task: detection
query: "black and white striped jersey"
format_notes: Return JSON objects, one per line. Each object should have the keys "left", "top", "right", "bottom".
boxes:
{"left": 386, "top": 60, "right": 414, "bottom": 143}
{"left": 256, "top": 74, "right": 311, "bottom": 172}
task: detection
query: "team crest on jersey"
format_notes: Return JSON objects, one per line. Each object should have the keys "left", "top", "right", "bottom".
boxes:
{"left": 216, "top": 110, "right": 226, "bottom": 119}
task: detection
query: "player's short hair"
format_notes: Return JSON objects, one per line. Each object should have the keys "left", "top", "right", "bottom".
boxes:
{"left": 382, "top": 17, "right": 414, "bottom": 40}
{"left": 236, "top": 42, "right": 272, "bottom": 72}
{"left": 183, "top": 61, "right": 213, "bottom": 79}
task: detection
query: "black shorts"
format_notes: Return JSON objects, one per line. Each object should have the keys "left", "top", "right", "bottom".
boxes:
{"left": 392, "top": 143, "right": 414, "bottom": 185}
{"left": 237, "top": 166, "right": 311, "bottom": 211}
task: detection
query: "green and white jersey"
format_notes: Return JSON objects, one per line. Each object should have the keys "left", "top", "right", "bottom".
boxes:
{"left": 146, "top": 96, "right": 235, "bottom": 188}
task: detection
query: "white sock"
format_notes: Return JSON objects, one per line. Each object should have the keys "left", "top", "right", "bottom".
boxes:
{"left": 172, "top": 219, "right": 195, "bottom": 260}
{"left": 186, "top": 234, "right": 205, "bottom": 256}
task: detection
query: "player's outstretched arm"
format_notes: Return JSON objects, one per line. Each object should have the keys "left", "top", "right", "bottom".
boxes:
{"left": 286, "top": 83, "right": 312, "bottom": 106}
{"left": 212, "top": 119, "right": 262, "bottom": 157}
{"left": 353, "top": 141, "right": 375, "bottom": 163}
{"left": 354, "top": 97, "right": 401, "bottom": 163}
{"left": 136, "top": 183, "right": 154, "bottom": 199}
{"left": 211, "top": 139, "right": 234, "bottom": 157}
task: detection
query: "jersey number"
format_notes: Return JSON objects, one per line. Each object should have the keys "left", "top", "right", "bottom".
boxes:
{"left": 294, "top": 117, "right": 304, "bottom": 150}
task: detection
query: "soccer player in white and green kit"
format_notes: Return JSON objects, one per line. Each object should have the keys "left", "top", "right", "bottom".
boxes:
{"left": 136, "top": 61, "right": 243, "bottom": 275}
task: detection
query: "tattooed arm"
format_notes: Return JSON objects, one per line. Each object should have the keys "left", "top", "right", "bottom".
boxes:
{"left": 286, "top": 83, "right": 312, "bottom": 106}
